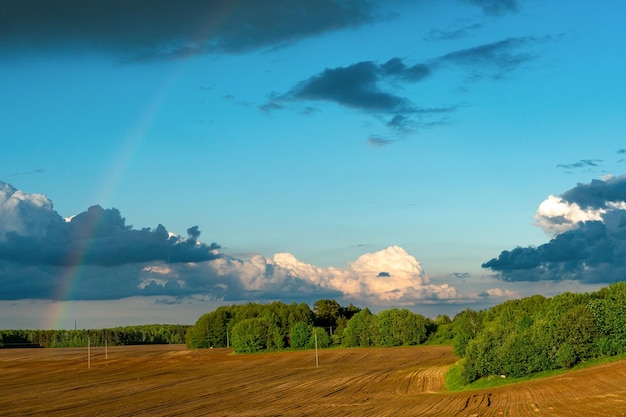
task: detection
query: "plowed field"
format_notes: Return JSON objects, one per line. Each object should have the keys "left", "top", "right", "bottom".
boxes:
{"left": 1, "top": 344, "right": 626, "bottom": 416}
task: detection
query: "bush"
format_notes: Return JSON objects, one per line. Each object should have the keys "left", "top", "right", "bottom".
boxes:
{"left": 556, "top": 342, "right": 577, "bottom": 369}
{"left": 596, "top": 336, "right": 620, "bottom": 357}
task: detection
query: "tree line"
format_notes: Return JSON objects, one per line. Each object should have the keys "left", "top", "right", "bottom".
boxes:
{"left": 188, "top": 282, "right": 626, "bottom": 384}
{"left": 8, "top": 281, "right": 626, "bottom": 386}
{"left": 446, "top": 281, "right": 626, "bottom": 384}
{"left": 186, "top": 299, "right": 448, "bottom": 353}
{"left": 0, "top": 324, "right": 190, "bottom": 348}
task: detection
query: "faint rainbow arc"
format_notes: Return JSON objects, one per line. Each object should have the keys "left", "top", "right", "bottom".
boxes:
{"left": 47, "top": 5, "right": 239, "bottom": 329}
{"left": 47, "top": 64, "right": 186, "bottom": 330}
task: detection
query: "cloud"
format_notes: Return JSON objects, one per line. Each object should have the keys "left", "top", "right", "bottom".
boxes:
{"left": 0, "top": 180, "right": 62, "bottom": 240}
{"left": 270, "top": 245, "right": 459, "bottom": 305}
{"left": 452, "top": 272, "right": 471, "bottom": 280}
{"left": 461, "top": 0, "right": 519, "bottom": 16}
{"left": 0, "top": 180, "right": 222, "bottom": 300}
{"left": 475, "top": 287, "right": 518, "bottom": 298}
{"left": 484, "top": 175, "right": 626, "bottom": 283}
{"left": 0, "top": 204, "right": 220, "bottom": 267}
{"left": 267, "top": 57, "right": 446, "bottom": 114}
{"left": 263, "top": 36, "right": 540, "bottom": 140}
{"left": 1, "top": 1, "right": 521, "bottom": 61}
{"left": 285, "top": 60, "right": 418, "bottom": 113}
{"left": 424, "top": 23, "right": 483, "bottom": 42}
{"left": 557, "top": 159, "right": 603, "bottom": 172}
{"left": 0, "top": 0, "right": 378, "bottom": 62}
{"left": 0, "top": 181, "right": 514, "bottom": 307}
{"left": 560, "top": 176, "right": 626, "bottom": 210}
{"left": 368, "top": 136, "right": 395, "bottom": 147}
{"left": 534, "top": 194, "right": 605, "bottom": 235}
{"left": 435, "top": 36, "right": 538, "bottom": 80}
{"left": 5, "top": 168, "right": 45, "bottom": 178}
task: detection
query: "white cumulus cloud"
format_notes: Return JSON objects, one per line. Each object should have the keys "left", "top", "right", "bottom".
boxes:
{"left": 0, "top": 181, "right": 63, "bottom": 239}
{"left": 271, "top": 245, "right": 458, "bottom": 305}
{"left": 534, "top": 194, "right": 604, "bottom": 235}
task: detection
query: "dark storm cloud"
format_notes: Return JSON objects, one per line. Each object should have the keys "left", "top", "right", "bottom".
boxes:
{"left": 561, "top": 176, "right": 626, "bottom": 210}
{"left": 288, "top": 60, "right": 416, "bottom": 113}
{"left": 264, "top": 57, "right": 457, "bottom": 115}
{"left": 0, "top": 181, "right": 340, "bottom": 301}
{"left": 483, "top": 176, "right": 626, "bottom": 283}
{"left": 379, "top": 58, "right": 432, "bottom": 82}
{"left": 0, "top": 209, "right": 288, "bottom": 301}
{"left": 263, "top": 36, "right": 538, "bottom": 141}
{"left": 482, "top": 221, "right": 625, "bottom": 283}
{"left": 0, "top": 0, "right": 377, "bottom": 62}
{"left": 0, "top": 205, "right": 220, "bottom": 267}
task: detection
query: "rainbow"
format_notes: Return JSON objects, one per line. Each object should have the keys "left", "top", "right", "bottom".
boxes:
{"left": 45, "top": 2, "right": 242, "bottom": 329}
{"left": 46, "top": 60, "right": 188, "bottom": 329}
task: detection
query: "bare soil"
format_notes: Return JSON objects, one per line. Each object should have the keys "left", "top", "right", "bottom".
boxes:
{"left": 1, "top": 344, "right": 626, "bottom": 416}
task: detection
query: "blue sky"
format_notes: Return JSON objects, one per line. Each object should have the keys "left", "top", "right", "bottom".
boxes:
{"left": 2, "top": 0, "right": 626, "bottom": 329}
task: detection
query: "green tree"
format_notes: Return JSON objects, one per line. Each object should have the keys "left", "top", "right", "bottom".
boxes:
{"left": 376, "top": 309, "right": 427, "bottom": 346}
{"left": 290, "top": 322, "right": 312, "bottom": 349}
{"left": 452, "top": 309, "right": 483, "bottom": 357}
{"left": 555, "top": 304, "right": 599, "bottom": 362}
{"left": 230, "top": 318, "right": 269, "bottom": 353}
{"left": 313, "top": 299, "right": 341, "bottom": 328}
{"left": 342, "top": 308, "right": 378, "bottom": 347}
{"left": 589, "top": 282, "right": 626, "bottom": 352}
{"left": 287, "top": 302, "right": 315, "bottom": 328}
{"left": 461, "top": 325, "right": 507, "bottom": 382}
{"left": 308, "top": 327, "right": 332, "bottom": 349}
{"left": 263, "top": 313, "right": 285, "bottom": 350}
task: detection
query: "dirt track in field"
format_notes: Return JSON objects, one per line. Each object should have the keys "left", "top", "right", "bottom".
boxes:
{"left": 1, "top": 345, "right": 626, "bottom": 416}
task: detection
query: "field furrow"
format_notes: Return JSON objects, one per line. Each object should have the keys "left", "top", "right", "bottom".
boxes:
{"left": 2, "top": 345, "right": 626, "bottom": 416}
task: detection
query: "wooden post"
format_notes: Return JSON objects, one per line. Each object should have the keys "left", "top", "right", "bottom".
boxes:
{"left": 314, "top": 331, "right": 319, "bottom": 368}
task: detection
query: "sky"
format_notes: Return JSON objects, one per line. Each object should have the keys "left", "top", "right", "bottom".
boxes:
{"left": 2, "top": 0, "right": 626, "bottom": 329}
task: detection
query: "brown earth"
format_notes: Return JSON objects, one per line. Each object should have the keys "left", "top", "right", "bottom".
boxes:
{"left": 1, "top": 344, "right": 626, "bottom": 416}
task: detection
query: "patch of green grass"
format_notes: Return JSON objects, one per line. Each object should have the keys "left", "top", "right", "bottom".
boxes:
{"left": 444, "top": 362, "right": 465, "bottom": 391}
{"left": 445, "top": 353, "right": 626, "bottom": 392}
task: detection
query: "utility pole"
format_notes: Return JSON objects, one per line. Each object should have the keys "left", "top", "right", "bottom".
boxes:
{"left": 314, "top": 331, "right": 319, "bottom": 368}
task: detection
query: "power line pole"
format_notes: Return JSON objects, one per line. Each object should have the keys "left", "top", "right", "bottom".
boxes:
{"left": 314, "top": 330, "right": 319, "bottom": 368}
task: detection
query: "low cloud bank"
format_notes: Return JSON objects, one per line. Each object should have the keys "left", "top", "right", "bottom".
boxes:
{"left": 0, "top": 180, "right": 512, "bottom": 306}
